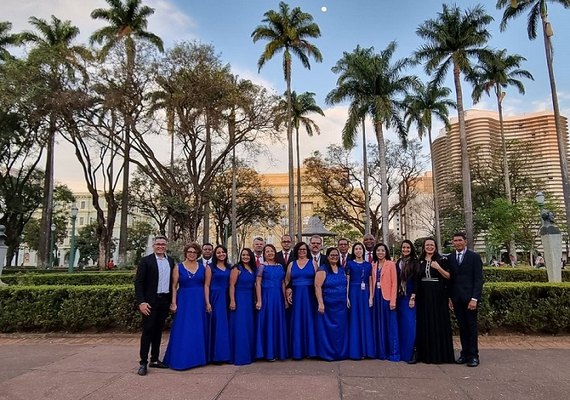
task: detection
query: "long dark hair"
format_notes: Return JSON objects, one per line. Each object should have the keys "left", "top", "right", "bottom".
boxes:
{"left": 323, "top": 247, "right": 341, "bottom": 274}
{"left": 235, "top": 247, "right": 256, "bottom": 271}
{"left": 351, "top": 242, "right": 365, "bottom": 260}
{"left": 292, "top": 241, "right": 310, "bottom": 260}
{"left": 419, "top": 237, "right": 442, "bottom": 262}
{"left": 399, "top": 239, "right": 418, "bottom": 281}
{"left": 213, "top": 245, "right": 231, "bottom": 267}
{"left": 373, "top": 243, "right": 391, "bottom": 262}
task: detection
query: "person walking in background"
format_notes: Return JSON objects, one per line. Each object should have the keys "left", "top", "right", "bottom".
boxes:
{"left": 285, "top": 241, "right": 318, "bottom": 359}
{"left": 163, "top": 242, "right": 208, "bottom": 370}
{"left": 134, "top": 235, "right": 175, "bottom": 376}
{"left": 396, "top": 239, "right": 419, "bottom": 363}
{"left": 204, "top": 245, "right": 231, "bottom": 363}
{"left": 229, "top": 248, "right": 257, "bottom": 365}
{"left": 371, "top": 243, "right": 399, "bottom": 362}
{"left": 416, "top": 238, "right": 454, "bottom": 364}
{"left": 315, "top": 247, "right": 349, "bottom": 361}
{"left": 346, "top": 242, "right": 375, "bottom": 359}
{"left": 256, "top": 244, "right": 288, "bottom": 360}
{"left": 448, "top": 232, "right": 484, "bottom": 368}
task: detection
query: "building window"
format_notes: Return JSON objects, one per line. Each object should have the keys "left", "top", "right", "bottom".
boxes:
{"left": 80, "top": 201, "right": 86, "bottom": 209}
{"left": 79, "top": 217, "right": 84, "bottom": 226}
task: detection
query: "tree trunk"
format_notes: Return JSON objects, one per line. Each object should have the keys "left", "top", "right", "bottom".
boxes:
{"left": 167, "top": 106, "right": 175, "bottom": 240}
{"left": 285, "top": 55, "right": 295, "bottom": 241}
{"left": 362, "top": 118, "right": 371, "bottom": 235}
{"left": 296, "top": 126, "right": 303, "bottom": 243}
{"left": 118, "top": 124, "right": 130, "bottom": 266}
{"left": 203, "top": 115, "right": 212, "bottom": 243}
{"left": 427, "top": 128, "right": 442, "bottom": 250}
{"left": 38, "top": 119, "right": 56, "bottom": 268}
{"left": 230, "top": 111, "right": 238, "bottom": 260}
{"left": 374, "top": 120, "right": 389, "bottom": 244}
{"left": 453, "top": 63, "right": 474, "bottom": 249}
{"left": 542, "top": 15, "right": 570, "bottom": 240}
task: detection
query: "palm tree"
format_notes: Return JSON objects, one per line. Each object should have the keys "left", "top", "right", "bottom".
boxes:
{"left": 405, "top": 82, "right": 456, "bottom": 250}
{"left": 252, "top": 1, "right": 322, "bottom": 241}
{"left": 0, "top": 21, "right": 19, "bottom": 61}
{"left": 415, "top": 4, "right": 493, "bottom": 248}
{"left": 328, "top": 43, "right": 416, "bottom": 243}
{"left": 276, "top": 91, "right": 324, "bottom": 242}
{"left": 497, "top": 0, "right": 570, "bottom": 245}
{"left": 469, "top": 48, "right": 533, "bottom": 260}
{"left": 20, "top": 15, "right": 89, "bottom": 268}
{"left": 90, "top": 0, "right": 163, "bottom": 266}
{"left": 326, "top": 46, "right": 373, "bottom": 235}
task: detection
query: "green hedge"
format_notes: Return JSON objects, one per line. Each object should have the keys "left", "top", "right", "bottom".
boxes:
{"left": 483, "top": 267, "right": 570, "bottom": 282}
{"left": 1, "top": 272, "right": 135, "bottom": 286}
{"left": 1, "top": 282, "right": 569, "bottom": 333}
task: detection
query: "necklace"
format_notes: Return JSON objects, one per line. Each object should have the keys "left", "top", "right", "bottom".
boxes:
{"left": 184, "top": 262, "right": 198, "bottom": 279}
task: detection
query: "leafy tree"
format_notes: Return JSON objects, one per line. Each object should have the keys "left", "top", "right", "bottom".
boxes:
{"left": 404, "top": 81, "right": 456, "bottom": 249}
{"left": 127, "top": 220, "right": 155, "bottom": 266}
{"left": 275, "top": 91, "right": 324, "bottom": 242}
{"left": 129, "top": 168, "right": 169, "bottom": 235}
{"left": 0, "top": 21, "right": 19, "bottom": 61}
{"left": 90, "top": 0, "right": 164, "bottom": 266}
{"left": 252, "top": 1, "right": 322, "bottom": 240}
{"left": 415, "top": 4, "right": 493, "bottom": 248}
{"left": 496, "top": 0, "right": 570, "bottom": 245}
{"left": 75, "top": 222, "right": 103, "bottom": 266}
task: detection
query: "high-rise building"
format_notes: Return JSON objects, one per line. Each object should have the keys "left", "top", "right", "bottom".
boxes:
{"left": 398, "top": 171, "right": 435, "bottom": 242}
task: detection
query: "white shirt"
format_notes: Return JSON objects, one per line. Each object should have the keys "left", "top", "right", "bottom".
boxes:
{"left": 155, "top": 255, "right": 170, "bottom": 294}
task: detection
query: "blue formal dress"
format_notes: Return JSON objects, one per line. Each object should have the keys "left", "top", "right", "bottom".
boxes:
{"left": 397, "top": 260, "right": 417, "bottom": 362}
{"left": 256, "top": 264, "right": 288, "bottom": 360}
{"left": 289, "top": 260, "right": 317, "bottom": 359}
{"left": 164, "top": 262, "right": 208, "bottom": 370}
{"left": 316, "top": 265, "right": 349, "bottom": 361}
{"left": 208, "top": 264, "right": 231, "bottom": 363}
{"left": 229, "top": 265, "right": 257, "bottom": 365}
{"left": 346, "top": 260, "right": 375, "bottom": 359}
{"left": 372, "top": 265, "right": 400, "bottom": 361}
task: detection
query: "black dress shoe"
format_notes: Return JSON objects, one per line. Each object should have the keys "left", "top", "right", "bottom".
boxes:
{"left": 456, "top": 356, "right": 468, "bottom": 364}
{"left": 137, "top": 365, "right": 147, "bottom": 376}
{"left": 149, "top": 360, "right": 168, "bottom": 369}
{"left": 467, "top": 358, "right": 480, "bottom": 367}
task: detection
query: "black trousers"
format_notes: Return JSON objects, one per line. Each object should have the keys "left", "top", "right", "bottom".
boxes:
{"left": 139, "top": 296, "right": 170, "bottom": 365}
{"left": 453, "top": 299, "right": 479, "bottom": 359}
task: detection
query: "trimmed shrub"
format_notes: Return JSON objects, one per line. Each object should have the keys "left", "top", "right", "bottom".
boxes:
{"left": 483, "top": 267, "right": 570, "bottom": 282}
{"left": 1, "top": 272, "right": 135, "bottom": 286}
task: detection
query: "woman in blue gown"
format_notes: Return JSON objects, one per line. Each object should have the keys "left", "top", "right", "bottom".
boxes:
{"left": 255, "top": 244, "right": 288, "bottom": 360}
{"left": 229, "top": 248, "right": 257, "bottom": 365}
{"left": 396, "top": 239, "right": 420, "bottom": 363}
{"left": 285, "top": 242, "right": 317, "bottom": 359}
{"left": 372, "top": 243, "right": 400, "bottom": 361}
{"left": 204, "top": 245, "right": 231, "bottom": 363}
{"left": 164, "top": 243, "right": 208, "bottom": 370}
{"left": 315, "top": 247, "right": 349, "bottom": 361}
{"left": 346, "top": 242, "right": 375, "bottom": 359}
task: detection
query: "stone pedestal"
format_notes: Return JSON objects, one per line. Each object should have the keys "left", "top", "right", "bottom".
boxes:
{"left": 540, "top": 226, "right": 562, "bottom": 283}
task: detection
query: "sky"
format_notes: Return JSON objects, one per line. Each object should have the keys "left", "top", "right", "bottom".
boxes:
{"left": 2, "top": 0, "right": 569, "bottom": 190}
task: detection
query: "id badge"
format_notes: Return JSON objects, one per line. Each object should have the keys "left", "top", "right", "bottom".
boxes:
{"left": 361, "top": 282, "right": 366, "bottom": 291}
{"left": 377, "top": 282, "right": 381, "bottom": 289}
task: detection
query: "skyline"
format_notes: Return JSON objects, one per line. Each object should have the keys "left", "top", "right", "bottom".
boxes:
{"left": 2, "top": 0, "right": 569, "bottom": 190}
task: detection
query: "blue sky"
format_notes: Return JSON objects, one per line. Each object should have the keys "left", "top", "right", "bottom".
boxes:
{"left": 2, "top": 0, "right": 569, "bottom": 186}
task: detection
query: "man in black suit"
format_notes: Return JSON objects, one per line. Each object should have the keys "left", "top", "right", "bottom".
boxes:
{"left": 134, "top": 235, "right": 175, "bottom": 376}
{"left": 309, "top": 234, "right": 326, "bottom": 266}
{"left": 448, "top": 232, "right": 484, "bottom": 367}
{"left": 275, "top": 234, "right": 293, "bottom": 267}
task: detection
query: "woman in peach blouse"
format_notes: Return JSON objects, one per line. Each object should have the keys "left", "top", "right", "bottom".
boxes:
{"left": 371, "top": 243, "right": 400, "bottom": 361}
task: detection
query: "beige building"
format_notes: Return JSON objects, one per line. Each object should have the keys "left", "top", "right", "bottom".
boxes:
{"left": 398, "top": 171, "right": 435, "bottom": 241}
{"left": 432, "top": 109, "right": 569, "bottom": 211}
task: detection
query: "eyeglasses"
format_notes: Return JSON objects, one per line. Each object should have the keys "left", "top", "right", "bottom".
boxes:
{"left": 187, "top": 250, "right": 197, "bottom": 254}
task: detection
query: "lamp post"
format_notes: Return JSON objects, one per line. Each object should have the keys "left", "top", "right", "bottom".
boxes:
{"left": 49, "top": 223, "right": 56, "bottom": 269}
{"left": 68, "top": 206, "right": 78, "bottom": 273}
{"left": 223, "top": 217, "right": 230, "bottom": 248}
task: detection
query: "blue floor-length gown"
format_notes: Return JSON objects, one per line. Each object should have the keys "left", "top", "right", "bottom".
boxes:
{"left": 347, "top": 260, "right": 375, "bottom": 359}
{"left": 256, "top": 264, "right": 288, "bottom": 360}
{"left": 316, "top": 265, "right": 349, "bottom": 361}
{"left": 289, "top": 260, "right": 317, "bottom": 359}
{"left": 372, "top": 266, "right": 400, "bottom": 361}
{"left": 397, "top": 262, "right": 416, "bottom": 362}
{"left": 164, "top": 262, "right": 208, "bottom": 370}
{"left": 208, "top": 265, "right": 231, "bottom": 363}
{"left": 229, "top": 265, "right": 256, "bottom": 365}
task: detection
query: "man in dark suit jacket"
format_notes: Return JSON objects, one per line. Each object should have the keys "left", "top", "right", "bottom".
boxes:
{"left": 448, "top": 232, "right": 484, "bottom": 367}
{"left": 275, "top": 234, "right": 294, "bottom": 267}
{"left": 134, "top": 235, "right": 175, "bottom": 376}
{"left": 309, "top": 234, "right": 326, "bottom": 267}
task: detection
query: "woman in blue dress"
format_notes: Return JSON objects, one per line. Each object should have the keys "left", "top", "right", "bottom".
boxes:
{"left": 285, "top": 242, "right": 317, "bottom": 359}
{"left": 396, "top": 239, "right": 420, "bottom": 363}
{"left": 204, "top": 245, "right": 231, "bottom": 363}
{"left": 346, "top": 242, "right": 375, "bottom": 359}
{"left": 371, "top": 243, "right": 400, "bottom": 361}
{"left": 228, "top": 248, "right": 257, "bottom": 365}
{"left": 163, "top": 243, "right": 208, "bottom": 370}
{"left": 315, "top": 247, "right": 349, "bottom": 361}
{"left": 255, "top": 244, "right": 288, "bottom": 360}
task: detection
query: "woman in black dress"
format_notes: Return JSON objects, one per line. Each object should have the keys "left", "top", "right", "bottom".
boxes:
{"left": 416, "top": 238, "right": 455, "bottom": 364}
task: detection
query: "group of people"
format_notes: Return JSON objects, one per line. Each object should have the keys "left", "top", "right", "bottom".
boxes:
{"left": 134, "top": 231, "right": 483, "bottom": 375}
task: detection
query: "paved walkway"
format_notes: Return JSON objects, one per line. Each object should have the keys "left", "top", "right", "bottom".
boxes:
{"left": 1, "top": 334, "right": 569, "bottom": 400}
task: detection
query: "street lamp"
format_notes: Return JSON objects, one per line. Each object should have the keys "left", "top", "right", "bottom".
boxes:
{"left": 223, "top": 217, "right": 230, "bottom": 247}
{"left": 68, "top": 206, "right": 78, "bottom": 273}
{"left": 49, "top": 223, "right": 56, "bottom": 269}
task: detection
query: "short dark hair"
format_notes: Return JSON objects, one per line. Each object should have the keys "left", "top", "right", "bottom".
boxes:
{"left": 453, "top": 232, "right": 467, "bottom": 240}
{"left": 154, "top": 235, "right": 168, "bottom": 243}
{"left": 202, "top": 242, "right": 213, "bottom": 250}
